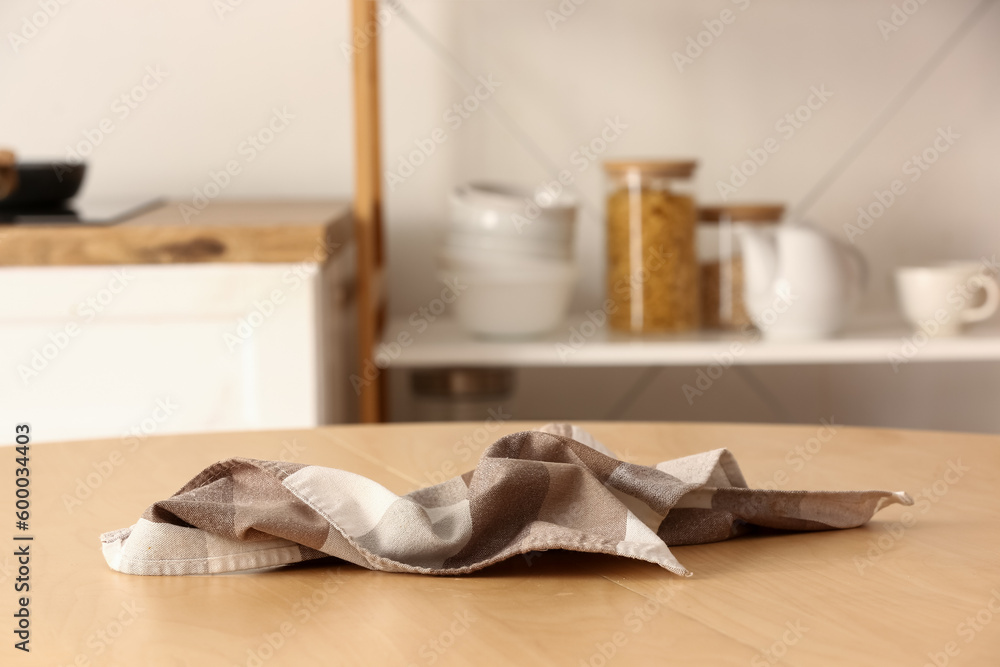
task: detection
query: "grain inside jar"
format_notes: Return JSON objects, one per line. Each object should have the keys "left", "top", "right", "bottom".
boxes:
{"left": 604, "top": 160, "right": 699, "bottom": 333}
{"left": 697, "top": 204, "right": 784, "bottom": 330}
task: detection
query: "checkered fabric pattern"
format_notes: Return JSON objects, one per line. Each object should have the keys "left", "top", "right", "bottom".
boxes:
{"left": 101, "top": 424, "right": 911, "bottom": 576}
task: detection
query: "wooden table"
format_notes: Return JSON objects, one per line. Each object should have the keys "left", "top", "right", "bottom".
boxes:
{"left": 4, "top": 422, "right": 998, "bottom": 665}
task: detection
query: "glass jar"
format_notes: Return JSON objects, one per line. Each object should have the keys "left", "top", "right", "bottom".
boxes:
{"left": 697, "top": 204, "right": 784, "bottom": 330}
{"left": 603, "top": 160, "right": 699, "bottom": 333}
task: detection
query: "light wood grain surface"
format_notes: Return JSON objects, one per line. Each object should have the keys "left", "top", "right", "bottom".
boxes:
{"left": 3, "top": 422, "right": 998, "bottom": 666}
{"left": 0, "top": 200, "right": 351, "bottom": 266}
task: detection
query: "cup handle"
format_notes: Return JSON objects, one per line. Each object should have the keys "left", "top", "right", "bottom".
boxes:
{"left": 961, "top": 274, "right": 1000, "bottom": 324}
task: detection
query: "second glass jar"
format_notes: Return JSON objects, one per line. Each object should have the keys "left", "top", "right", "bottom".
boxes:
{"left": 697, "top": 204, "right": 784, "bottom": 330}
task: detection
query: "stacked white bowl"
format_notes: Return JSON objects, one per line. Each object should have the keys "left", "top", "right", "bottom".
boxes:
{"left": 440, "top": 182, "right": 578, "bottom": 338}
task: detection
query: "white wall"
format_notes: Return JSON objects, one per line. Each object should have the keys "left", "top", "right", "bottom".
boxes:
{"left": 1, "top": 0, "right": 352, "bottom": 202}
{"left": 3, "top": 1, "right": 999, "bottom": 430}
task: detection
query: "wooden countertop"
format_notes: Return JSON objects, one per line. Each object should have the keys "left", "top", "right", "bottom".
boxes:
{"left": 4, "top": 421, "right": 998, "bottom": 665}
{"left": 0, "top": 200, "right": 351, "bottom": 266}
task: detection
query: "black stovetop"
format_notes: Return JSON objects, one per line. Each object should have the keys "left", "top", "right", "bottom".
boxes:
{"left": 0, "top": 198, "right": 164, "bottom": 224}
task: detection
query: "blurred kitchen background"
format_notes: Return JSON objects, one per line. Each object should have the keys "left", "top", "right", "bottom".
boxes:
{"left": 2, "top": 0, "right": 999, "bottom": 440}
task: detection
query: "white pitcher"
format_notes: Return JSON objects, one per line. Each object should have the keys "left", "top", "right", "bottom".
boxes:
{"left": 737, "top": 223, "right": 867, "bottom": 339}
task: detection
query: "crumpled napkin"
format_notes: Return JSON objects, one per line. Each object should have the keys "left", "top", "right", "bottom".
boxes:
{"left": 101, "top": 423, "right": 912, "bottom": 576}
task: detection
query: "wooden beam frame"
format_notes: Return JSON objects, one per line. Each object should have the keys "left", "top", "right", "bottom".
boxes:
{"left": 351, "top": 0, "right": 386, "bottom": 422}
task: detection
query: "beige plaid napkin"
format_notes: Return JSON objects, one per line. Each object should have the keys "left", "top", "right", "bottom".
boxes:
{"left": 101, "top": 424, "right": 911, "bottom": 577}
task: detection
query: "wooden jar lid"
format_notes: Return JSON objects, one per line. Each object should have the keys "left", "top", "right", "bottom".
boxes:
{"left": 603, "top": 159, "right": 697, "bottom": 178}
{"left": 698, "top": 204, "right": 785, "bottom": 223}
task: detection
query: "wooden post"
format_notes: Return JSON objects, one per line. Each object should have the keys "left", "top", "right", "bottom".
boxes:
{"left": 352, "top": 0, "right": 386, "bottom": 423}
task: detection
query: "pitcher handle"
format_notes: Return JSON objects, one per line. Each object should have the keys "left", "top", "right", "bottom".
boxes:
{"left": 842, "top": 241, "right": 869, "bottom": 301}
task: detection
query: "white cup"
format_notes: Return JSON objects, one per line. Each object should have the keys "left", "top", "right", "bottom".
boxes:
{"left": 895, "top": 262, "right": 1000, "bottom": 337}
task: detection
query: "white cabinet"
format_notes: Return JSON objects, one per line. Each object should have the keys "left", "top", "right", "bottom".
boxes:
{"left": 0, "top": 262, "right": 346, "bottom": 443}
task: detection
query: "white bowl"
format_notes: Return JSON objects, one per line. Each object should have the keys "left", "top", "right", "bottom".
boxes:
{"left": 439, "top": 245, "right": 573, "bottom": 275}
{"left": 449, "top": 182, "right": 577, "bottom": 244}
{"left": 444, "top": 231, "right": 573, "bottom": 261}
{"left": 438, "top": 257, "right": 576, "bottom": 338}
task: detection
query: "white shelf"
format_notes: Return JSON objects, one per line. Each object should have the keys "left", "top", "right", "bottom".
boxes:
{"left": 383, "top": 314, "right": 1000, "bottom": 368}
